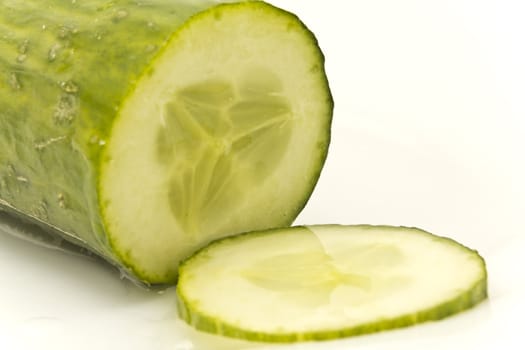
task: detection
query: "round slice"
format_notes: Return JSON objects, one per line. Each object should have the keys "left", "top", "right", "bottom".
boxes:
{"left": 176, "top": 225, "right": 488, "bottom": 342}
{"left": 99, "top": 2, "right": 333, "bottom": 283}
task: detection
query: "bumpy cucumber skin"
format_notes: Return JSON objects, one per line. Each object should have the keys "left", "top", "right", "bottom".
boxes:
{"left": 176, "top": 225, "right": 488, "bottom": 343}
{"left": 0, "top": 0, "right": 217, "bottom": 276}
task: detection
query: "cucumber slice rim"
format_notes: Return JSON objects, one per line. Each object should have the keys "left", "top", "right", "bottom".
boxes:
{"left": 97, "top": 1, "right": 334, "bottom": 285}
{"left": 176, "top": 224, "right": 488, "bottom": 342}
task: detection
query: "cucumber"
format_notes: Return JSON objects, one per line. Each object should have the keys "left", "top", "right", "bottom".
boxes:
{"left": 0, "top": 1, "right": 333, "bottom": 285}
{"left": 176, "top": 225, "right": 488, "bottom": 342}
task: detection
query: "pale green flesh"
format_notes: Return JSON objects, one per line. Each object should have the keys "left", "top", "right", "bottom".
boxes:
{"left": 100, "top": 2, "right": 333, "bottom": 283}
{"left": 176, "top": 225, "right": 488, "bottom": 342}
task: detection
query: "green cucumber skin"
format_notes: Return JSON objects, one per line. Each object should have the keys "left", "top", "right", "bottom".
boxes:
{"left": 177, "top": 279, "right": 487, "bottom": 342}
{"left": 0, "top": 1, "right": 214, "bottom": 265}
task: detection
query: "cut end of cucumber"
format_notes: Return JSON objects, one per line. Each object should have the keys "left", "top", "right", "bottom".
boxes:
{"left": 176, "top": 225, "right": 488, "bottom": 342}
{"left": 99, "top": 2, "right": 332, "bottom": 284}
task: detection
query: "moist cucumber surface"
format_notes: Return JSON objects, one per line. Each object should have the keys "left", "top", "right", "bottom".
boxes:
{"left": 0, "top": 1, "right": 333, "bottom": 285}
{"left": 176, "top": 225, "right": 487, "bottom": 342}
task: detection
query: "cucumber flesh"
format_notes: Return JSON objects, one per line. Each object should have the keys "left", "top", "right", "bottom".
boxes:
{"left": 176, "top": 225, "right": 487, "bottom": 342}
{"left": 99, "top": 3, "right": 332, "bottom": 283}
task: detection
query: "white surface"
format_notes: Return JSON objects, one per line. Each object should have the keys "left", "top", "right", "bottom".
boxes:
{"left": 1, "top": 0, "right": 524, "bottom": 349}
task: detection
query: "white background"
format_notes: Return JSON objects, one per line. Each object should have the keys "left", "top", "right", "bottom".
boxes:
{"left": 1, "top": 0, "right": 524, "bottom": 349}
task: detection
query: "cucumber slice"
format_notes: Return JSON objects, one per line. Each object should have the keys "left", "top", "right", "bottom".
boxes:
{"left": 176, "top": 225, "right": 487, "bottom": 342}
{"left": 0, "top": 1, "right": 332, "bottom": 285}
